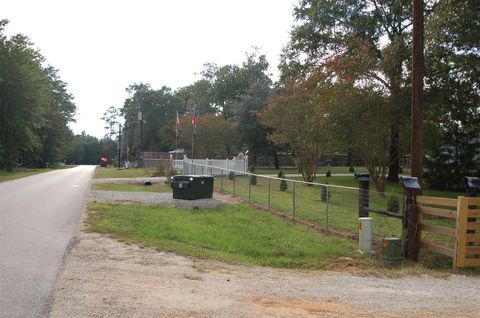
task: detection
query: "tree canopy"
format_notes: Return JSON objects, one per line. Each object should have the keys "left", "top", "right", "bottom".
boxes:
{"left": 0, "top": 20, "right": 76, "bottom": 170}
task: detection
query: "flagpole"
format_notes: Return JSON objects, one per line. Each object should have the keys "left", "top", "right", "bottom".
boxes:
{"left": 191, "top": 129, "right": 195, "bottom": 174}
{"left": 191, "top": 105, "right": 196, "bottom": 175}
{"left": 175, "top": 111, "right": 179, "bottom": 162}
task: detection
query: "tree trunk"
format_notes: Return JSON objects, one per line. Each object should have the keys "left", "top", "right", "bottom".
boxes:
{"left": 347, "top": 149, "right": 352, "bottom": 167}
{"left": 273, "top": 152, "right": 280, "bottom": 169}
{"left": 387, "top": 128, "right": 400, "bottom": 182}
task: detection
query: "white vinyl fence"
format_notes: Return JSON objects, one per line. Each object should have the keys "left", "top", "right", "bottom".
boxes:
{"left": 174, "top": 155, "right": 248, "bottom": 175}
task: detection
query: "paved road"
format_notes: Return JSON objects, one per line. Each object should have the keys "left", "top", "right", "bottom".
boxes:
{"left": 0, "top": 166, "right": 95, "bottom": 317}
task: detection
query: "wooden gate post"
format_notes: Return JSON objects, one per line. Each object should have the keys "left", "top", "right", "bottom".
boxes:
{"left": 465, "top": 177, "right": 480, "bottom": 243}
{"left": 355, "top": 173, "right": 370, "bottom": 218}
{"left": 400, "top": 176, "right": 422, "bottom": 261}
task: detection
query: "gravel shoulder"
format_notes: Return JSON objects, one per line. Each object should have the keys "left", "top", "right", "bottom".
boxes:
{"left": 50, "top": 185, "right": 480, "bottom": 317}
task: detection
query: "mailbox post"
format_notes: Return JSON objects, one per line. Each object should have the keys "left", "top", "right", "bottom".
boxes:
{"left": 355, "top": 173, "right": 370, "bottom": 218}
{"left": 400, "top": 176, "right": 422, "bottom": 261}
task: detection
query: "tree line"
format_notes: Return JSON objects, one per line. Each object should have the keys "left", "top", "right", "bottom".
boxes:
{"left": 3, "top": 1, "right": 478, "bottom": 192}
{"left": 104, "top": 1, "right": 478, "bottom": 191}
{"left": 0, "top": 20, "right": 76, "bottom": 170}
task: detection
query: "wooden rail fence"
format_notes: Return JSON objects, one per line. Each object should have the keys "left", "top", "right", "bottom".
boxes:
{"left": 417, "top": 195, "right": 480, "bottom": 270}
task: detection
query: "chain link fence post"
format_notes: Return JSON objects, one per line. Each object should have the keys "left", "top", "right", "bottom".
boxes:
{"left": 220, "top": 169, "right": 223, "bottom": 193}
{"left": 248, "top": 175, "right": 251, "bottom": 203}
{"left": 326, "top": 185, "right": 329, "bottom": 229}
{"left": 292, "top": 181, "right": 296, "bottom": 221}
{"left": 268, "top": 179, "right": 271, "bottom": 209}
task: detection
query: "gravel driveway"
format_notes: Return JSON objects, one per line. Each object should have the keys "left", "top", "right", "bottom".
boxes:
{"left": 50, "top": 232, "right": 480, "bottom": 318}
{"left": 50, "top": 186, "right": 480, "bottom": 317}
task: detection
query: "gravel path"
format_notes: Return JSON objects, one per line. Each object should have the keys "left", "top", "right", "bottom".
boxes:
{"left": 90, "top": 190, "right": 227, "bottom": 209}
{"left": 51, "top": 231, "right": 480, "bottom": 318}
{"left": 91, "top": 177, "right": 166, "bottom": 184}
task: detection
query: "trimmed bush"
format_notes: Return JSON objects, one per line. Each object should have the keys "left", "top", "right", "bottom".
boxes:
{"left": 249, "top": 165, "right": 257, "bottom": 185}
{"left": 326, "top": 170, "right": 331, "bottom": 177}
{"left": 349, "top": 166, "right": 355, "bottom": 173}
{"left": 278, "top": 170, "right": 288, "bottom": 192}
{"left": 228, "top": 171, "right": 235, "bottom": 180}
{"left": 387, "top": 195, "right": 400, "bottom": 214}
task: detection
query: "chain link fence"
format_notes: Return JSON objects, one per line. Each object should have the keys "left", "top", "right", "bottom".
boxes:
{"left": 184, "top": 161, "right": 403, "bottom": 239}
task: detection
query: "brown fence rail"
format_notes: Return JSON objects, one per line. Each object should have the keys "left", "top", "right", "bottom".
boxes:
{"left": 417, "top": 195, "right": 480, "bottom": 270}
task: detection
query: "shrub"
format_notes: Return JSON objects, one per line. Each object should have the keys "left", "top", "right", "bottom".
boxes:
{"left": 398, "top": 166, "right": 403, "bottom": 174}
{"left": 387, "top": 195, "right": 400, "bottom": 214}
{"left": 249, "top": 165, "right": 257, "bottom": 185}
{"left": 349, "top": 166, "right": 355, "bottom": 173}
{"left": 228, "top": 171, "right": 235, "bottom": 180}
{"left": 278, "top": 170, "right": 288, "bottom": 191}
{"left": 326, "top": 170, "right": 331, "bottom": 177}
{"left": 321, "top": 182, "right": 332, "bottom": 203}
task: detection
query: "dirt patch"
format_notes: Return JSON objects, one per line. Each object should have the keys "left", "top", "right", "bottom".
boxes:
{"left": 50, "top": 229, "right": 480, "bottom": 318}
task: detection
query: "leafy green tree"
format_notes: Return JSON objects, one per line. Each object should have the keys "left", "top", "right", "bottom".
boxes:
{"left": 423, "top": 0, "right": 480, "bottom": 189}
{"left": 175, "top": 80, "right": 216, "bottom": 115}
{"left": 327, "top": 82, "right": 393, "bottom": 193}
{"left": 122, "top": 83, "right": 185, "bottom": 157}
{"left": 233, "top": 79, "right": 279, "bottom": 166}
{"left": 202, "top": 52, "right": 271, "bottom": 120}
{"left": 259, "top": 73, "right": 331, "bottom": 182}
{"left": 66, "top": 132, "right": 106, "bottom": 165}
{"left": 160, "top": 114, "right": 238, "bottom": 158}
{"left": 281, "top": 0, "right": 420, "bottom": 182}
{"left": 0, "top": 20, "right": 76, "bottom": 169}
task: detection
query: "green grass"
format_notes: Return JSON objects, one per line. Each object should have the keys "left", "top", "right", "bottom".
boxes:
{"left": 0, "top": 166, "right": 76, "bottom": 183}
{"left": 91, "top": 182, "right": 171, "bottom": 193}
{"left": 94, "top": 166, "right": 156, "bottom": 179}
{"left": 87, "top": 203, "right": 357, "bottom": 269}
{"left": 214, "top": 175, "right": 463, "bottom": 241}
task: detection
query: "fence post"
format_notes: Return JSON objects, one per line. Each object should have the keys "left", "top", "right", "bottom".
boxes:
{"left": 220, "top": 169, "right": 223, "bottom": 193}
{"left": 400, "top": 176, "right": 422, "bottom": 261}
{"left": 465, "top": 177, "right": 480, "bottom": 246}
{"left": 325, "top": 185, "right": 329, "bottom": 229}
{"left": 455, "top": 196, "right": 470, "bottom": 269}
{"left": 355, "top": 173, "right": 370, "bottom": 217}
{"left": 292, "top": 181, "right": 296, "bottom": 221}
{"left": 248, "top": 175, "right": 251, "bottom": 204}
{"left": 268, "top": 179, "right": 271, "bottom": 209}
{"left": 233, "top": 173, "right": 236, "bottom": 196}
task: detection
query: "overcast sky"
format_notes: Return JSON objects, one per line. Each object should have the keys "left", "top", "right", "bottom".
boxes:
{"left": 3, "top": 0, "right": 296, "bottom": 138}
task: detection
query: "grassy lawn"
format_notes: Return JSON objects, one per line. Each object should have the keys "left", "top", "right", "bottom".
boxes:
{"left": 0, "top": 166, "right": 76, "bottom": 183}
{"left": 87, "top": 203, "right": 357, "bottom": 269}
{"left": 91, "top": 183, "right": 171, "bottom": 193}
{"left": 214, "top": 175, "right": 463, "bottom": 240}
{"left": 94, "top": 166, "right": 157, "bottom": 179}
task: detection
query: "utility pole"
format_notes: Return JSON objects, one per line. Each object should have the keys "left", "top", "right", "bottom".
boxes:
{"left": 117, "top": 123, "right": 122, "bottom": 170}
{"left": 411, "top": 0, "right": 424, "bottom": 186}
{"left": 138, "top": 107, "right": 143, "bottom": 167}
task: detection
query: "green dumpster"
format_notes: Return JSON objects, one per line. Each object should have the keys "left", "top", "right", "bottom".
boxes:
{"left": 171, "top": 175, "right": 214, "bottom": 200}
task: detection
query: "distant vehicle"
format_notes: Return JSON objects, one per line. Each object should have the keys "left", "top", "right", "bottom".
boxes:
{"left": 100, "top": 157, "right": 108, "bottom": 167}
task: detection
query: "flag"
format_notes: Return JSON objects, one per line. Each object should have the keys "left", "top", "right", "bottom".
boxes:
{"left": 175, "top": 111, "right": 180, "bottom": 137}
{"left": 191, "top": 105, "right": 197, "bottom": 131}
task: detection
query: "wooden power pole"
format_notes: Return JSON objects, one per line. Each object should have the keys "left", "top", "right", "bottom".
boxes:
{"left": 411, "top": 0, "right": 424, "bottom": 186}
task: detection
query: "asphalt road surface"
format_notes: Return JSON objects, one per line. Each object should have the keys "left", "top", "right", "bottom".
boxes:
{"left": 0, "top": 166, "right": 95, "bottom": 317}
